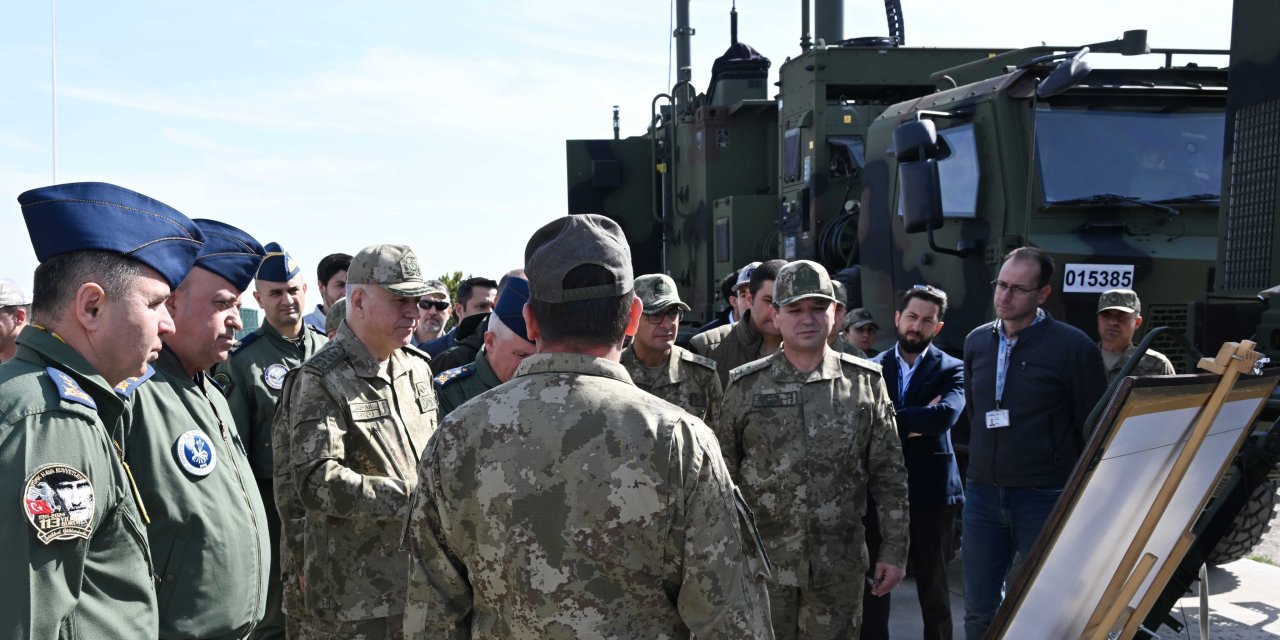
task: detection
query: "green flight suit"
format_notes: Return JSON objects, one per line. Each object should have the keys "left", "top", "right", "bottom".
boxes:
{"left": 0, "top": 327, "right": 158, "bottom": 640}
{"left": 120, "top": 348, "right": 271, "bottom": 640}
{"left": 433, "top": 346, "right": 501, "bottom": 416}
{"left": 213, "top": 322, "right": 327, "bottom": 640}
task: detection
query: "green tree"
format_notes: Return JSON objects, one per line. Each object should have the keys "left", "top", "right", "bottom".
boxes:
{"left": 436, "top": 271, "right": 466, "bottom": 330}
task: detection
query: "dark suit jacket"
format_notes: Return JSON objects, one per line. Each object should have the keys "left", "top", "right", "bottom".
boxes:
{"left": 872, "top": 344, "right": 965, "bottom": 508}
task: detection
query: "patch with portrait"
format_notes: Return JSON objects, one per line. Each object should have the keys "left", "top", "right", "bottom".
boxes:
{"left": 23, "top": 464, "right": 94, "bottom": 544}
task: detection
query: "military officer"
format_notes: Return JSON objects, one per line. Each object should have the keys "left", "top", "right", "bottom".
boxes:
{"left": 214, "top": 242, "right": 328, "bottom": 640}
{"left": 1, "top": 182, "right": 204, "bottom": 639}
{"left": 828, "top": 281, "right": 867, "bottom": 358}
{"left": 620, "top": 273, "right": 723, "bottom": 423}
{"left": 324, "top": 296, "right": 347, "bottom": 338}
{"left": 117, "top": 219, "right": 271, "bottom": 640}
{"left": 434, "top": 275, "right": 534, "bottom": 415}
{"left": 274, "top": 244, "right": 437, "bottom": 639}
{"left": 1097, "top": 288, "right": 1176, "bottom": 383}
{"left": 404, "top": 214, "right": 774, "bottom": 639}
{"left": 717, "top": 260, "right": 909, "bottom": 640}
{"left": 691, "top": 259, "right": 787, "bottom": 388}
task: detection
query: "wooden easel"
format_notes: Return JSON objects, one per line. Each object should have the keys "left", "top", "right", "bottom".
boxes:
{"left": 1076, "top": 340, "right": 1261, "bottom": 640}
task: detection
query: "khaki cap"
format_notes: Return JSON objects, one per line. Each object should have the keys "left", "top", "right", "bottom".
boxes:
{"left": 0, "top": 278, "right": 31, "bottom": 306}
{"left": 773, "top": 260, "right": 836, "bottom": 307}
{"left": 525, "top": 214, "right": 633, "bottom": 303}
{"left": 844, "top": 308, "right": 878, "bottom": 330}
{"left": 831, "top": 280, "right": 848, "bottom": 307}
{"left": 347, "top": 244, "right": 429, "bottom": 297}
{"left": 1098, "top": 289, "right": 1140, "bottom": 315}
{"left": 634, "top": 274, "right": 690, "bottom": 314}
{"left": 422, "top": 279, "right": 450, "bottom": 300}
{"left": 325, "top": 297, "right": 347, "bottom": 335}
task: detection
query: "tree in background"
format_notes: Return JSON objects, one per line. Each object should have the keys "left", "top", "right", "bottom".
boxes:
{"left": 437, "top": 271, "right": 466, "bottom": 331}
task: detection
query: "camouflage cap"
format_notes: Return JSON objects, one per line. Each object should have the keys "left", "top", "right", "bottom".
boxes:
{"left": 347, "top": 244, "right": 429, "bottom": 297}
{"left": 324, "top": 297, "right": 347, "bottom": 335}
{"left": 1098, "top": 288, "right": 1140, "bottom": 315}
{"left": 773, "top": 260, "right": 836, "bottom": 307}
{"left": 734, "top": 261, "right": 762, "bottom": 291}
{"left": 0, "top": 278, "right": 31, "bottom": 306}
{"left": 422, "top": 279, "right": 450, "bottom": 301}
{"left": 634, "top": 273, "right": 690, "bottom": 314}
{"left": 831, "top": 280, "right": 848, "bottom": 307}
{"left": 524, "top": 214, "right": 633, "bottom": 303}
{"left": 844, "top": 307, "right": 878, "bottom": 330}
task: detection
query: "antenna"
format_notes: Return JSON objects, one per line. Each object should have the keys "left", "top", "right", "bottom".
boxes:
{"left": 731, "top": 0, "right": 738, "bottom": 45}
{"left": 51, "top": 0, "right": 58, "bottom": 183}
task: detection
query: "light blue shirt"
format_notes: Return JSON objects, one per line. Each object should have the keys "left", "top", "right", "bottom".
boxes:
{"left": 994, "top": 308, "right": 1046, "bottom": 408}
{"left": 894, "top": 344, "right": 923, "bottom": 406}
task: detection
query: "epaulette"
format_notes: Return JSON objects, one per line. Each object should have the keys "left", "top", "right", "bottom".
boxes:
{"left": 114, "top": 365, "right": 156, "bottom": 398}
{"left": 401, "top": 342, "right": 433, "bottom": 364}
{"left": 433, "top": 363, "right": 475, "bottom": 387}
{"left": 729, "top": 358, "right": 771, "bottom": 383}
{"left": 45, "top": 367, "right": 97, "bottom": 410}
{"left": 302, "top": 342, "right": 348, "bottom": 374}
{"left": 230, "top": 330, "right": 262, "bottom": 355}
{"left": 303, "top": 323, "right": 326, "bottom": 337}
{"left": 679, "top": 348, "right": 717, "bottom": 371}
{"left": 837, "top": 351, "right": 883, "bottom": 374}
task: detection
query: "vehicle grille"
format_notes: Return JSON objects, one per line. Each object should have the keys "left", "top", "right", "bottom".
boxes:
{"left": 1223, "top": 98, "right": 1280, "bottom": 292}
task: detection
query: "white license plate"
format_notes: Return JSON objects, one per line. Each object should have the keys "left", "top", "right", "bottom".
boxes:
{"left": 1062, "top": 263, "right": 1134, "bottom": 293}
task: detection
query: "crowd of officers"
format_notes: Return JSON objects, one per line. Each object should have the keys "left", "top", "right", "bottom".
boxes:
{"left": 0, "top": 181, "right": 1177, "bottom": 640}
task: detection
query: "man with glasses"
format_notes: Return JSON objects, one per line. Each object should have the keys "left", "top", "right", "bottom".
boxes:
{"left": 413, "top": 280, "right": 451, "bottom": 348}
{"left": 961, "top": 247, "right": 1106, "bottom": 640}
{"left": 620, "top": 274, "right": 722, "bottom": 423}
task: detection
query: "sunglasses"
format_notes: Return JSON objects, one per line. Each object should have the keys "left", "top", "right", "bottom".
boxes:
{"left": 417, "top": 300, "right": 449, "bottom": 311}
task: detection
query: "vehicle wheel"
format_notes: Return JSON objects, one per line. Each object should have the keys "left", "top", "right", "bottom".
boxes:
{"left": 1206, "top": 479, "right": 1279, "bottom": 565}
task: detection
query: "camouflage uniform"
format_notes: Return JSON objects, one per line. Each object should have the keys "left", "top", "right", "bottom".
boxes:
{"left": 830, "top": 334, "right": 868, "bottom": 359}
{"left": 718, "top": 349, "right": 909, "bottom": 640}
{"left": 620, "top": 344, "right": 723, "bottom": 424}
{"left": 273, "top": 320, "right": 437, "bottom": 638}
{"left": 1101, "top": 342, "right": 1176, "bottom": 384}
{"left": 433, "top": 346, "right": 500, "bottom": 416}
{"left": 691, "top": 309, "right": 769, "bottom": 389}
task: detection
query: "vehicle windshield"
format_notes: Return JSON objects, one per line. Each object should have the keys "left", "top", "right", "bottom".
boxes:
{"left": 1036, "top": 108, "right": 1224, "bottom": 204}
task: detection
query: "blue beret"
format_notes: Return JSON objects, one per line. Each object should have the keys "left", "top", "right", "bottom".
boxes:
{"left": 257, "top": 242, "right": 301, "bottom": 282}
{"left": 493, "top": 276, "right": 530, "bottom": 342}
{"left": 17, "top": 182, "right": 205, "bottom": 288}
{"left": 192, "top": 219, "right": 264, "bottom": 292}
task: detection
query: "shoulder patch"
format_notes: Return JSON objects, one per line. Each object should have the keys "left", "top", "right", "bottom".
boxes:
{"left": 230, "top": 330, "right": 262, "bottom": 355}
{"left": 210, "top": 371, "right": 234, "bottom": 395}
{"left": 113, "top": 365, "right": 156, "bottom": 398}
{"left": 434, "top": 363, "right": 476, "bottom": 387}
{"left": 837, "top": 351, "right": 882, "bottom": 374}
{"left": 402, "top": 343, "right": 432, "bottom": 363}
{"left": 679, "top": 349, "right": 717, "bottom": 371}
{"left": 303, "top": 342, "right": 348, "bottom": 374}
{"left": 729, "top": 358, "right": 771, "bottom": 383}
{"left": 45, "top": 368, "right": 97, "bottom": 410}
{"left": 24, "top": 463, "right": 94, "bottom": 543}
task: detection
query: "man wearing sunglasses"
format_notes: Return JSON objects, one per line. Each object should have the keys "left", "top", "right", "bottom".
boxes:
{"left": 961, "top": 247, "right": 1106, "bottom": 640}
{"left": 413, "top": 280, "right": 451, "bottom": 348}
{"left": 620, "top": 274, "right": 722, "bottom": 423}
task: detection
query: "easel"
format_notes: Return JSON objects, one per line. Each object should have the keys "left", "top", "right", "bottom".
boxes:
{"left": 1076, "top": 340, "right": 1262, "bottom": 640}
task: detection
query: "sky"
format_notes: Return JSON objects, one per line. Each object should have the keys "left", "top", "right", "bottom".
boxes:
{"left": 0, "top": 1, "right": 1233, "bottom": 309}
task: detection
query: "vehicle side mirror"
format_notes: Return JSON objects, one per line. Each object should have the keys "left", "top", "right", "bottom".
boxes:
{"left": 894, "top": 120, "right": 940, "bottom": 162}
{"left": 1037, "top": 47, "right": 1091, "bottom": 99}
{"left": 899, "top": 160, "right": 944, "bottom": 233}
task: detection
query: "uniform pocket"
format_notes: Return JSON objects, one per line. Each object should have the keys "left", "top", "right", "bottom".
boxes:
{"left": 156, "top": 536, "right": 188, "bottom": 610}
{"left": 733, "top": 487, "right": 772, "bottom": 579}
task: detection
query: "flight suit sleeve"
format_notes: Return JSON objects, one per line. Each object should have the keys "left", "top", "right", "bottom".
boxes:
{"left": 674, "top": 423, "right": 774, "bottom": 640}
{"left": 866, "top": 376, "right": 910, "bottom": 568}
{"left": 403, "top": 433, "right": 472, "bottom": 640}
{"left": 714, "top": 380, "right": 747, "bottom": 476}
{"left": 287, "top": 372, "right": 410, "bottom": 521}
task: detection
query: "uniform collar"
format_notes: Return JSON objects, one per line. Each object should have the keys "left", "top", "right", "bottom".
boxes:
{"left": 769, "top": 346, "right": 845, "bottom": 383}
{"left": 514, "top": 352, "right": 633, "bottom": 385}
{"left": 13, "top": 326, "right": 126, "bottom": 421}
{"left": 474, "top": 346, "right": 503, "bottom": 388}
{"left": 620, "top": 343, "right": 683, "bottom": 386}
{"left": 335, "top": 321, "right": 406, "bottom": 383}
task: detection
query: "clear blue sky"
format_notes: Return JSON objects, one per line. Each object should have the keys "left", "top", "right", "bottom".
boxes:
{"left": 0, "top": 1, "right": 1232, "bottom": 307}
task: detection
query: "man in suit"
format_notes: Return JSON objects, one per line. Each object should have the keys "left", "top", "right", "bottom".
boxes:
{"left": 863, "top": 284, "right": 965, "bottom": 640}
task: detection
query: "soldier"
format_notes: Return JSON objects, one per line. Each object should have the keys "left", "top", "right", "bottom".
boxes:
{"left": 324, "top": 296, "right": 347, "bottom": 339}
{"left": 843, "top": 308, "right": 880, "bottom": 357}
{"left": 404, "top": 214, "right": 773, "bottom": 639}
{"left": 690, "top": 261, "right": 759, "bottom": 347}
{"left": 412, "top": 279, "right": 451, "bottom": 348}
{"left": 1096, "top": 288, "right": 1175, "bottom": 384}
{"left": 2, "top": 182, "right": 204, "bottom": 639}
{"left": 434, "top": 275, "right": 534, "bottom": 416}
{"left": 213, "top": 242, "right": 328, "bottom": 640}
{"left": 717, "top": 260, "right": 909, "bottom": 640}
{"left": 691, "top": 259, "right": 786, "bottom": 388}
{"left": 274, "top": 244, "right": 437, "bottom": 639}
{"left": 423, "top": 275, "right": 497, "bottom": 358}
{"left": 620, "top": 273, "right": 723, "bottom": 423}
{"left": 828, "top": 281, "right": 867, "bottom": 358}
{"left": 0, "top": 277, "right": 32, "bottom": 362}
{"left": 302, "top": 253, "right": 351, "bottom": 333}
{"left": 118, "top": 219, "right": 272, "bottom": 639}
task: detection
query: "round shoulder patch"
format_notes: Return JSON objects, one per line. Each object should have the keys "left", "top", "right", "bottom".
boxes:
{"left": 174, "top": 430, "right": 218, "bottom": 477}
{"left": 264, "top": 363, "right": 289, "bottom": 390}
{"left": 23, "top": 463, "right": 94, "bottom": 544}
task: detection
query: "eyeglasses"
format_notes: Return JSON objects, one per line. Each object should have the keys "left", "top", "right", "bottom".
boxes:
{"left": 643, "top": 308, "right": 682, "bottom": 324}
{"left": 990, "top": 280, "right": 1041, "bottom": 295}
{"left": 417, "top": 300, "right": 449, "bottom": 311}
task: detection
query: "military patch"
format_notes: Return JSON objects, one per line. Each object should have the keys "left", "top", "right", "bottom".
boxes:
{"left": 689, "top": 392, "right": 707, "bottom": 407}
{"left": 46, "top": 367, "right": 96, "bottom": 410}
{"left": 174, "top": 430, "right": 217, "bottom": 477}
{"left": 433, "top": 363, "right": 475, "bottom": 387}
{"left": 264, "top": 363, "right": 289, "bottom": 390}
{"left": 350, "top": 399, "right": 391, "bottom": 421}
{"left": 211, "top": 371, "right": 234, "bottom": 394}
{"left": 113, "top": 365, "right": 156, "bottom": 398}
{"left": 304, "top": 344, "right": 347, "bottom": 374}
{"left": 23, "top": 464, "right": 94, "bottom": 544}
{"left": 753, "top": 391, "right": 799, "bottom": 407}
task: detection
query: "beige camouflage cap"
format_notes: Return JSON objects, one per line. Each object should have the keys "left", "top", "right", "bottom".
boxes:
{"left": 634, "top": 274, "right": 690, "bottom": 314}
{"left": 422, "top": 279, "right": 450, "bottom": 301}
{"left": 347, "top": 244, "right": 430, "bottom": 297}
{"left": 0, "top": 278, "right": 31, "bottom": 306}
{"left": 525, "top": 214, "right": 633, "bottom": 303}
{"left": 844, "top": 307, "right": 878, "bottom": 330}
{"left": 325, "top": 297, "right": 347, "bottom": 335}
{"left": 773, "top": 260, "right": 836, "bottom": 307}
{"left": 831, "top": 280, "right": 848, "bottom": 307}
{"left": 1098, "top": 288, "right": 1140, "bottom": 315}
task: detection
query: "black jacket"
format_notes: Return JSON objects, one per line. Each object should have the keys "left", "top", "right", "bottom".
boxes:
{"left": 963, "top": 311, "right": 1107, "bottom": 488}
{"left": 873, "top": 344, "right": 966, "bottom": 508}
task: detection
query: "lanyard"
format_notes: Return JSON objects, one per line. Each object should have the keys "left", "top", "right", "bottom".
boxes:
{"left": 995, "top": 331, "right": 1017, "bottom": 410}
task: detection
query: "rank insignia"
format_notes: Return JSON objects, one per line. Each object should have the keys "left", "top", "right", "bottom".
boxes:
{"left": 175, "top": 430, "right": 218, "bottom": 477}
{"left": 23, "top": 464, "right": 94, "bottom": 544}
{"left": 113, "top": 365, "right": 155, "bottom": 398}
{"left": 46, "top": 368, "right": 96, "bottom": 410}
{"left": 264, "top": 363, "right": 289, "bottom": 390}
